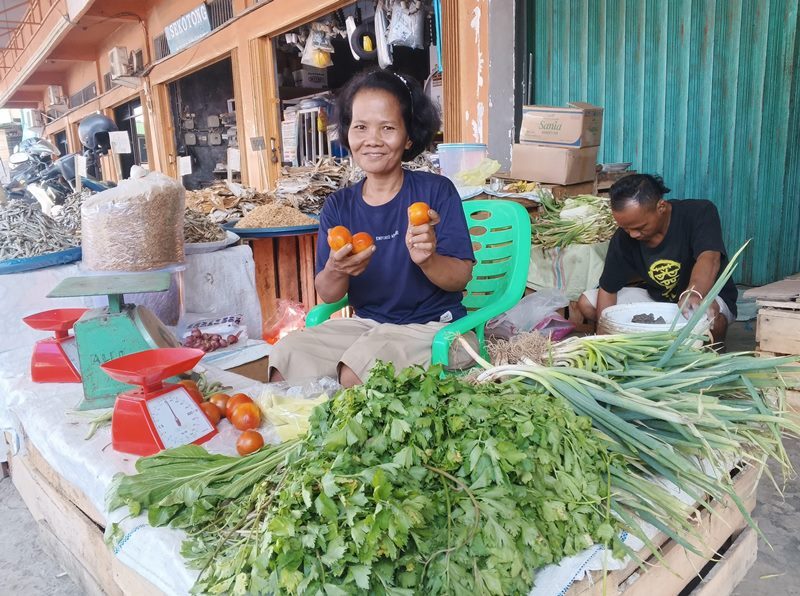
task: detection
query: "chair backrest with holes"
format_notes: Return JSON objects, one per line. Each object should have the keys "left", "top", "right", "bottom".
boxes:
{"left": 462, "top": 200, "right": 532, "bottom": 314}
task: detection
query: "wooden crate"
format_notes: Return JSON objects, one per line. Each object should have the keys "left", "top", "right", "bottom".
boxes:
{"left": 4, "top": 434, "right": 164, "bottom": 596}
{"left": 566, "top": 464, "right": 759, "bottom": 596}
{"left": 249, "top": 232, "right": 319, "bottom": 335}
{"left": 756, "top": 300, "right": 800, "bottom": 356}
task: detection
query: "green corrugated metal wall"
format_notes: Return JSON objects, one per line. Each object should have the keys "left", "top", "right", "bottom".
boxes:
{"left": 530, "top": 0, "right": 800, "bottom": 285}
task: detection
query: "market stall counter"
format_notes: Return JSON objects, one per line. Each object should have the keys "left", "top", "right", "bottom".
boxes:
{"left": 1, "top": 336, "right": 763, "bottom": 596}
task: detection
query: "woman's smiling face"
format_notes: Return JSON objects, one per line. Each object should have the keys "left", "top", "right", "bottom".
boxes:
{"left": 348, "top": 88, "right": 412, "bottom": 177}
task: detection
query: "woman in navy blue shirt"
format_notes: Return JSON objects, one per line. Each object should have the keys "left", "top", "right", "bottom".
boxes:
{"left": 269, "top": 70, "right": 475, "bottom": 386}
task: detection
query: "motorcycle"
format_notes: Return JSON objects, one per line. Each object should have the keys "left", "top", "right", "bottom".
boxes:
{"left": 2, "top": 138, "right": 61, "bottom": 205}
{"left": 26, "top": 153, "right": 114, "bottom": 215}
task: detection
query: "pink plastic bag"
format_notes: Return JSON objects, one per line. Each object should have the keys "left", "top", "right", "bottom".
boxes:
{"left": 263, "top": 300, "right": 307, "bottom": 344}
{"left": 533, "top": 313, "right": 575, "bottom": 341}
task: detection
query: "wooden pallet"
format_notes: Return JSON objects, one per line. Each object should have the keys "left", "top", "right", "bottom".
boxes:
{"left": 250, "top": 232, "right": 319, "bottom": 336}
{"left": 566, "top": 464, "right": 759, "bottom": 596}
{"left": 4, "top": 434, "right": 164, "bottom": 596}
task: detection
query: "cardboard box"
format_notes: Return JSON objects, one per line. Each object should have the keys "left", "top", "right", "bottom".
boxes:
{"left": 520, "top": 102, "right": 603, "bottom": 147}
{"left": 292, "top": 67, "right": 328, "bottom": 89}
{"left": 510, "top": 144, "right": 599, "bottom": 185}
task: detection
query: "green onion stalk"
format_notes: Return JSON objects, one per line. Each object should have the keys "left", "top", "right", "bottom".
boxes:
{"left": 467, "top": 242, "right": 800, "bottom": 559}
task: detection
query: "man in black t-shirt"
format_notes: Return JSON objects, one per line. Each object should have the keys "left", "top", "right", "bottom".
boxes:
{"left": 577, "top": 174, "right": 737, "bottom": 342}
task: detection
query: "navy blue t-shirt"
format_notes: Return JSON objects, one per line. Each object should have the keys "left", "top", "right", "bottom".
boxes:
{"left": 315, "top": 170, "right": 474, "bottom": 324}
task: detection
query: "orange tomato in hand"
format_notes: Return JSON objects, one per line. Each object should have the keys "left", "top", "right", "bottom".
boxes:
{"left": 226, "top": 393, "right": 253, "bottom": 419}
{"left": 351, "top": 232, "right": 375, "bottom": 254}
{"left": 236, "top": 430, "right": 264, "bottom": 456}
{"left": 199, "top": 402, "right": 222, "bottom": 426}
{"left": 230, "top": 402, "right": 261, "bottom": 430}
{"left": 327, "top": 226, "right": 352, "bottom": 251}
{"left": 408, "top": 202, "right": 431, "bottom": 226}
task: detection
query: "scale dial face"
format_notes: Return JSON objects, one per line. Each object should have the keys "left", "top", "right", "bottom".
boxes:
{"left": 146, "top": 388, "right": 215, "bottom": 448}
{"left": 60, "top": 336, "right": 82, "bottom": 373}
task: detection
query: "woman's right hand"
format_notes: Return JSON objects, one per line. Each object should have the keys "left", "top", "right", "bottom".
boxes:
{"left": 324, "top": 243, "right": 376, "bottom": 277}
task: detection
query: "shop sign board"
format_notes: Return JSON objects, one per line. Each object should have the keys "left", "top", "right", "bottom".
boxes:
{"left": 165, "top": 4, "right": 212, "bottom": 54}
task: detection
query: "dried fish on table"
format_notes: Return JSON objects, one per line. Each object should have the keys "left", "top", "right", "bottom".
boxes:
{"left": 51, "top": 189, "right": 94, "bottom": 242}
{"left": 184, "top": 208, "right": 226, "bottom": 243}
{"left": 274, "top": 153, "right": 439, "bottom": 214}
{"left": 185, "top": 181, "right": 273, "bottom": 224}
{"left": 0, "top": 200, "right": 77, "bottom": 261}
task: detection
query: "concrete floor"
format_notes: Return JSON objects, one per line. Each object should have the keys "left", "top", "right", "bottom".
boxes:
{"left": 1, "top": 320, "right": 798, "bottom": 596}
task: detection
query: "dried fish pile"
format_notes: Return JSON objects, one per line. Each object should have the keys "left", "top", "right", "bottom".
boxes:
{"left": 51, "top": 189, "right": 94, "bottom": 242}
{"left": 274, "top": 153, "right": 439, "bottom": 214}
{"left": 343, "top": 150, "right": 439, "bottom": 186}
{"left": 273, "top": 158, "right": 348, "bottom": 214}
{"left": 0, "top": 201, "right": 77, "bottom": 260}
{"left": 184, "top": 208, "right": 226, "bottom": 243}
{"left": 185, "top": 181, "right": 272, "bottom": 224}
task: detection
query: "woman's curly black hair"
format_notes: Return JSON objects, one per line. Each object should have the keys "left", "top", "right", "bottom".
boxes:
{"left": 334, "top": 69, "right": 440, "bottom": 162}
{"left": 609, "top": 174, "right": 671, "bottom": 211}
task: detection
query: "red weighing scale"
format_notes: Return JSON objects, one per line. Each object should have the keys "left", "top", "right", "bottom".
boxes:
{"left": 22, "top": 308, "right": 88, "bottom": 383}
{"left": 101, "top": 347, "right": 217, "bottom": 456}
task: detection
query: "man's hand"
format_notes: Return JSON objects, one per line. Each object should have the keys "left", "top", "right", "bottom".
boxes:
{"left": 680, "top": 290, "right": 719, "bottom": 320}
{"left": 324, "top": 243, "right": 375, "bottom": 277}
{"left": 406, "top": 209, "right": 440, "bottom": 265}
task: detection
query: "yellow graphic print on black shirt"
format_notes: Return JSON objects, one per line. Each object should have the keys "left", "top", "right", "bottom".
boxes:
{"left": 648, "top": 259, "right": 681, "bottom": 300}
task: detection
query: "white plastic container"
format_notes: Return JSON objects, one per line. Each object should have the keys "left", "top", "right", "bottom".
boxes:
{"left": 437, "top": 143, "right": 488, "bottom": 183}
{"left": 598, "top": 302, "right": 709, "bottom": 337}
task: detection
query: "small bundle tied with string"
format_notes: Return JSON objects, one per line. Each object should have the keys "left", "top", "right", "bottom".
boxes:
{"left": 81, "top": 172, "right": 185, "bottom": 271}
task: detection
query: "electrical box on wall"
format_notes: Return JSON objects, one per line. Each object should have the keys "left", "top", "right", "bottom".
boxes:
{"left": 182, "top": 119, "right": 195, "bottom": 130}
{"left": 208, "top": 132, "right": 222, "bottom": 145}
{"left": 207, "top": 115, "right": 220, "bottom": 128}
{"left": 184, "top": 133, "right": 197, "bottom": 146}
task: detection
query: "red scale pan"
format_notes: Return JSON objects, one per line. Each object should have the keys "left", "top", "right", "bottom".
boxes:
{"left": 22, "top": 308, "right": 88, "bottom": 383}
{"left": 101, "top": 348, "right": 218, "bottom": 456}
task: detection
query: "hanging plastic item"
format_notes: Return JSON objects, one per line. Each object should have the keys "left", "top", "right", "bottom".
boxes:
{"left": 345, "top": 16, "right": 360, "bottom": 60}
{"left": 375, "top": 1, "right": 393, "bottom": 68}
{"left": 301, "top": 27, "right": 334, "bottom": 68}
{"left": 386, "top": 0, "right": 426, "bottom": 50}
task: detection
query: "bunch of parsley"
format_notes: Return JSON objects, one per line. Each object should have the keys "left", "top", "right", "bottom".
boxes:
{"left": 186, "top": 363, "right": 620, "bottom": 595}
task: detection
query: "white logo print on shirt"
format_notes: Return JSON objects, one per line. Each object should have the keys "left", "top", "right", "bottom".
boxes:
{"left": 374, "top": 230, "right": 401, "bottom": 241}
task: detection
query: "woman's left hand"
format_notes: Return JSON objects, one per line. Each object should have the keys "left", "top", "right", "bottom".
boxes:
{"left": 406, "top": 209, "right": 440, "bottom": 265}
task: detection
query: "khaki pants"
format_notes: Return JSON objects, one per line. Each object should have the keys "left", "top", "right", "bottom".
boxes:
{"left": 268, "top": 318, "right": 477, "bottom": 383}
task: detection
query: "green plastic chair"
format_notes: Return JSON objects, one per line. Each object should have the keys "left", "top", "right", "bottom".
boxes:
{"left": 305, "top": 199, "right": 532, "bottom": 367}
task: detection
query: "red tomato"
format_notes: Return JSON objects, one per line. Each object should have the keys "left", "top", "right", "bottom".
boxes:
{"left": 199, "top": 402, "right": 222, "bottom": 426}
{"left": 230, "top": 402, "right": 261, "bottom": 431}
{"left": 236, "top": 430, "right": 264, "bottom": 456}
{"left": 226, "top": 393, "right": 253, "bottom": 419}
{"left": 208, "top": 393, "right": 230, "bottom": 417}
{"left": 177, "top": 380, "right": 204, "bottom": 405}
{"left": 327, "top": 226, "right": 353, "bottom": 251}
{"left": 351, "top": 232, "right": 375, "bottom": 254}
{"left": 408, "top": 202, "right": 431, "bottom": 226}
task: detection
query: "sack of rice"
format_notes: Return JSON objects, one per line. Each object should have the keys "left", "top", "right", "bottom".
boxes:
{"left": 81, "top": 172, "right": 185, "bottom": 271}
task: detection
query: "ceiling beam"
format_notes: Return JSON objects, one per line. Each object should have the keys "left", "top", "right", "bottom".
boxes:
{"left": 4, "top": 100, "right": 39, "bottom": 108}
{"left": 9, "top": 90, "right": 43, "bottom": 102}
{"left": 46, "top": 47, "right": 98, "bottom": 62}
{"left": 23, "top": 72, "right": 67, "bottom": 86}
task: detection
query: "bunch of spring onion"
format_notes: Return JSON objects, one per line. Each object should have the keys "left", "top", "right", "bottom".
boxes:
{"left": 467, "top": 243, "right": 800, "bottom": 558}
{"left": 532, "top": 194, "right": 617, "bottom": 248}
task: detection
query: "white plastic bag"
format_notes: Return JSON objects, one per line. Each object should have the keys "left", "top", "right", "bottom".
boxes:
{"left": 486, "top": 289, "right": 570, "bottom": 340}
{"left": 387, "top": 0, "right": 426, "bottom": 49}
{"left": 375, "top": 1, "right": 393, "bottom": 69}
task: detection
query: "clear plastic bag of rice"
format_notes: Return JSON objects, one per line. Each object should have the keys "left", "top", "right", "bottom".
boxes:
{"left": 81, "top": 172, "right": 185, "bottom": 271}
